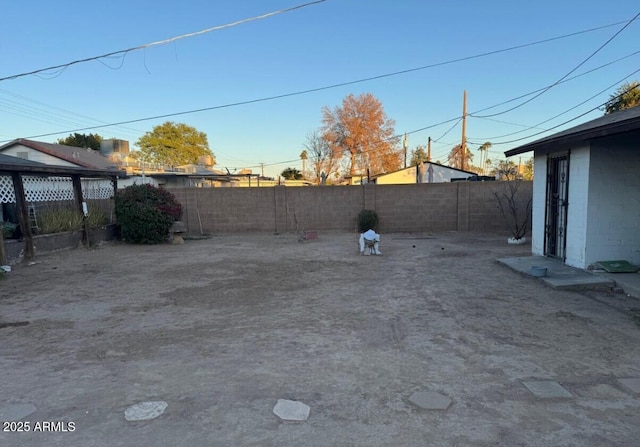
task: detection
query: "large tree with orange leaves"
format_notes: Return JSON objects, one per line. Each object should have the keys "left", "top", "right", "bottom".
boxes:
{"left": 321, "top": 93, "right": 400, "bottom": 176}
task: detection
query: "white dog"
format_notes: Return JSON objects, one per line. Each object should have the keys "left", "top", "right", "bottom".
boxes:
{"left": 359, "top": 229, "right": 382, "bottom": 255}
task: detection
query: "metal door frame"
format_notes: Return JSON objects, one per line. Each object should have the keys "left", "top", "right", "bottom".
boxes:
{"left": 544, "top": 152, "right": 570, "bottom": 260}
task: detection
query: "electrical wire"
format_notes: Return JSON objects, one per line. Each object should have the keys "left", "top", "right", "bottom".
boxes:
{"left": 468, "top": 67, "right": 640, "bottom": 143}
{"left": 0, "top": 0, "right": 327, "bottom": 82}
{"left": 473, "top": 82, "right": 640, "bottom": 147}
{"left": 469, "top": 49, "right": 640, "bottom": 116}
{"left": 471, "top": 11, "right": 640, "bottom": 118}
{"left": 472, "top": 116, "right": 548, "bottom": 131}
{"left": 2, "top": 17, "right": 636, "bottom": 142}
{"left": 0, "top": 88, "right": 145, "bottom": 139}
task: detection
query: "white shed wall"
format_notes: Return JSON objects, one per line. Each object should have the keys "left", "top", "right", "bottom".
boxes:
{"left": 585, "top": 135, "right": 640, "bottom": 266}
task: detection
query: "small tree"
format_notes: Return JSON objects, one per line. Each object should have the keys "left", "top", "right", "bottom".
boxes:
{"left": 115, "top": 184, "right": 182, "bottom": 244}
{"left": 410, "top": 146, "right": 429, "bottom": 166}
{"left": 357, "top": 209, "right": 379, "bottom": 233}
{"left": 604, "top": 80, "right": 640, "bottom": 115}
{"left": 57, "top": 133, "right": 103, "bottom": 151}
{"left": 281, "top": 167, "right": 303, "bottom": 180}
{"left": 494, "top": 181, "right": 532, "bottom": 240}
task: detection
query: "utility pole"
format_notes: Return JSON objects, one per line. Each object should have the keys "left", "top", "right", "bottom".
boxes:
{"left": 461, "top": 90, "right": 467, "bottom": 171}
{"left": 427, "top": 137, "right": 432, "bottom": 162}
{"left": 403, "top": 133, "right": 408, "bottom": 168}
{"left": 260, "top": 162, "right": 264, "bottom": 177}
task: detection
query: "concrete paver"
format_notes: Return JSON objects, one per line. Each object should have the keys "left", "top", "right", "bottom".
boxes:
{"left": 618, "top": 378, "right": 640, "bottom": 394}
{"left": 272, "top": 399, "right": 310, "bottom": 421}
{"left": 522, "top": 381, "right": 573, "bottom": 398}
{"left": 408, "top": 391, "right": 452, "bottom": 410}
{"left": 124, "top": 401, "right": 168, "bottom": 421}
{"left": 0, "top": 403, "right": 37, "bottom": 422}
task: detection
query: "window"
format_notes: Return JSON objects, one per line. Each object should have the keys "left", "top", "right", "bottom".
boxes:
{"left": 17, "top": 152, "right": 29, "bottom": 159}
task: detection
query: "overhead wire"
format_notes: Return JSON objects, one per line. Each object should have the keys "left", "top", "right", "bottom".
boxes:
{"left": 469, "top": 49, "right": 640, "bottom": 116}
{"left": 0, "top": 0, "right": 327, "bottom": 82}
{"left": 473, "top": 82, "right": 640, "bottom": 147}
{"left": 2, "top": 17, "right": 636, "bottom": 143}
{"left": 470, "top": 11, "right": 640, "bottom": 118}
{"left": 469, "top": 66, "right": 640, "bottom": 142}
{"left": 0, "top": 89, "right": 144, "bottom": 139}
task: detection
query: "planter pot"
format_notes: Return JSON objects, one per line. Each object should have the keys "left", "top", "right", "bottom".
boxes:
{"left": 507, "top": 237, "right": 527, "bottom": 245}
{"left": 530, "top": 266, "right": 548, "bottom": 277}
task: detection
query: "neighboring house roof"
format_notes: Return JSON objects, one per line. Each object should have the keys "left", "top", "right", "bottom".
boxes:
{"left": 0, "top": 138, "right": 120, "bottom": 170}
{"left": 374, "top": 161, "right": 477, "bottom": 179}
{"left": 505, "top": 105, "right": 640, "bottom": 157}
{"left": 175, "top": 164, "right": 226, "bottom": 176}
{"left": 0, "top": 153, "right": 48, "bottom": 167}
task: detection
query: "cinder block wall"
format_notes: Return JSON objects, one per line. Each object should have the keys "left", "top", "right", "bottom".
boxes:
{"left": 166, "top": 181, "right": 532, "bottom": 235}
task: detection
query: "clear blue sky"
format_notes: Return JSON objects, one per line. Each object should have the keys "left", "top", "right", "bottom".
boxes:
{"left": 1, "top": 1, "right": 638, "bottom": 178}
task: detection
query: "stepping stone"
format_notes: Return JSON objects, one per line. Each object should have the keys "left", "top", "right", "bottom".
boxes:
{"left": 124, "top": 401, "right": 168, "bottom": 421}
{"left": 408, "top": 391, "right": 452, "bottom": 410}
{"left": 618, "top": 378, "right": 640, "bottom": 394}
{"left": 523, "top": 381, "right": 572, "bottom": 398}
{"left": 0, "top": 403, "right": 37, "bottom": 421}
{"left": 273, "top": 399, "right": 310, "bottom": 421}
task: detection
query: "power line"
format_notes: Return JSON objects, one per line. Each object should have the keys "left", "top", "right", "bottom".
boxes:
{"left": 472, "top": 116, "right": 548, "bottom": 131}
{"left": 2, "top": 17, "right": 634, "bottom": 143}
{"left": 472, "top": 82, "right": 640, "bottom": 147}
{"left": 468, "top": 48, "right": 640, "bottom": 115}
{"left": 471, "top": 11, "right": 640, "bottom": 118}
{"left": 0, "top": 89, "right": 144, "bottom": 138}
{"left": 468, "top": 66, "right": 640, "bottom": 142}
{"left": 0, "top": 0, "right": 327, "bottom": 82}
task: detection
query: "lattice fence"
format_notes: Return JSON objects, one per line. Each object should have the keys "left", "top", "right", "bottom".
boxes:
{"left": 0, "top": 175, "right": 13, "bottom": 204}
{"left": 0, "top": 175, "right": 114, "bottom": 204}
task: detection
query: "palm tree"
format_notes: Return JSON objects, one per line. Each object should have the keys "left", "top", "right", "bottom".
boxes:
{"left": 300, "top": 150, "right": 308, "bottom": 178}
{"left": 477, "top": 142, "right": 492, "bottom": 175}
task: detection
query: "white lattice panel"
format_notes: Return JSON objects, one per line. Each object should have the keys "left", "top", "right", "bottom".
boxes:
{"left": 24, "top": 176, "right": 75, "bottom": 202}
{"left": 0, "top": 176, "right": 114, "bottom": 204}
{"left": 0, "top": 176, "right": 15, "bottom": 204}
{"left": 81, "top": 179, "right": 114, "bottom": 200}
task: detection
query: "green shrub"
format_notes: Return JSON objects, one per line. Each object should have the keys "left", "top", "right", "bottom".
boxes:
{"left": 357, "top": 209, "right": 379, "bottom": 233}
{"left": 115, "top": 184, "right": 182, "bottom": 244}
{"left": 1, "top": 221, "right": 17, "bottom": 239}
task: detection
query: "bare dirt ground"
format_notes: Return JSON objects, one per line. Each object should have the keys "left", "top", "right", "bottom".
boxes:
{"left": 1, "top": 232, "right": 639, "bottom": 447}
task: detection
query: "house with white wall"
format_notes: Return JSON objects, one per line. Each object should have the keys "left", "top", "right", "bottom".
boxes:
{"left": 374, "top": 162, "right": 479, "bottom": 184}
{"left": 504, "top": 105, "right": 640, "bottom": 269}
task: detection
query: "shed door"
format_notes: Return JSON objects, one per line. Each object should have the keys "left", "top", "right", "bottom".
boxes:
{"left": 544, "top": 154, "right": 569, "bottom": 260}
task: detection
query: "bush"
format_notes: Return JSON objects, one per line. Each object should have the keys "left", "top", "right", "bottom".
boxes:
{"left": 115, "top": 184, "right": 182, "bottom": 244}
{"left": 357, "top": 209, "right": 379, "bottom": 233}
{"left": 1, "top": 221, "right": 17, "bottom": 239}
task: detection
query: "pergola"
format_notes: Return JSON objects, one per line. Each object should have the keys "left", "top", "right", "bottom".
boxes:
{"left": 0, "top": 156, "right": 123, "bottom": 262}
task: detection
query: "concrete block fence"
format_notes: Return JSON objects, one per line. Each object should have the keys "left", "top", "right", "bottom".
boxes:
{"left": 166, "top": 181, "right": 532, "bottom": 236}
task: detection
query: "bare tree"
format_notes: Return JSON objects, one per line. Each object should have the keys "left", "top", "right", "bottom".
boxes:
{"left": 447, "top": 144, "right": 474, "bottom": 171}
{"left": 494, "top": 180, "right": 532, "bottom": 240}
{"left": 303, "top": 131, "right": 338, "bottom": 184}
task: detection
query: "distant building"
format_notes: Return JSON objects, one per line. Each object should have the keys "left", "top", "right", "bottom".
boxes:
{"left": 374, "top": 162, "right": 479, "bottom": 184}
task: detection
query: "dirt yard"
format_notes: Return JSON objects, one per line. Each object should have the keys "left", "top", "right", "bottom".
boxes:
{"left": 1, "top": 232, "right": 639, "bottom": 446}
